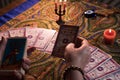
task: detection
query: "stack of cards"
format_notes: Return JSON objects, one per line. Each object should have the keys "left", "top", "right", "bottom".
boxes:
{"left": 84, "top": 46, "right": 120, "bottom": 80}
{"left": 0, "top": 27, "right": 120, "bottom": 80}
{"left": 0, "top": 27, "right": 57, "bottom": 52}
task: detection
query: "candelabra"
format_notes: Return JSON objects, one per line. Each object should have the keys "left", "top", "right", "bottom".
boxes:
{"left": 55, "top": 4, "right": 66, "bottom": 25}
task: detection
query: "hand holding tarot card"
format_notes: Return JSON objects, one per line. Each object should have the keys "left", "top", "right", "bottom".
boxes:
{"left": 51, "top": 25, "right": 79, "bottom": 58}
{"left": 0, "top": 27, "right": 120, "bottom": 80}
{"left": 0, "top": 37, "right": 27, "bottom": 76}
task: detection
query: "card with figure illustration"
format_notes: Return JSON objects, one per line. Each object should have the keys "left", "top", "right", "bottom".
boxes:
{"left": 0, "top": 37, "right": 27, "bottom": 71}
{"left": 85, "top": 59, "right": 120, "bottom": 80}
{"left": 52, "top": 25, "right": 79, "bottom": 58}
{"left": 84, "top": 48, "right": 112, "bottom": 73}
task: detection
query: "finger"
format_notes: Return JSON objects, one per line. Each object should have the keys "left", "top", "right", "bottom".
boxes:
{"left": 22, "top": 62, "right": 30, "bottom": 71}
{"left": 64, "top": 43, "right": 75, "bottom": 60}
{"left": 76, "top": 37, "right": 88, "bottom": 46}
{"left": 77, "top": 36, "right": 85, "bottom": 41}
{"left": 23, "top": 57, "right": 31, "bottom": 65}
{"left": 0, "top": 37, "right": 7, "bottom": 60}
{"left": 0, "top": 37, "right": 6, "bottom": 45}
{"left": 75, "top": 37, "right": 89, "bottom": 51}
{"left": 65, "top": 43, "right": 75, "bottom": 52}
{"left": 13, "top": 70, "right": 23, "bottom": 80}
{"left": 0, "top": 37, "right": 3, "bottom": 43}
{"left": 75, "top": 37, "right": 83, "bottom": 48}
{"left": 22, "top": 58, "right": 31, "bottom": 72}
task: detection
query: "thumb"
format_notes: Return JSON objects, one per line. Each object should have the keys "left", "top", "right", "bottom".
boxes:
{"left": 64, "top": 43, "right": 75, "bottom": 62}
{"left": 0, "top": 37, "right": 5, "bottom": 44}
{"left": 65, "top": 43, "right": 75, "bottom": 52}
{"left": 0, "top": 37, "right": 7, "bottom": 61}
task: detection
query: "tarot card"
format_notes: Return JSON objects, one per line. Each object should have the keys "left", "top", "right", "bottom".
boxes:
{"left": 85, "top": 59, "right": 120, "bottom": 80}
{"left": 0, "top": 37, "right": 27, "bottom": 72}
{"left": 52, "top": 25, "right": 79, "bottom": 58}
{"left": 34, "top": 29, "right": 56, "bottom": 51}
{"left": 25, "top": 27, "right": 44, "bottom": 47}
{"left": 96, "top": 69, "right": 120, "bottom": 80}
{"left": 45, "top": 32, "right": 58, "bottom": 53}
{"left": 89, "top": 45, "right": 97, "bottom": 53}
{"left": 0, "top": 31, "right": 10, "bottom": 40}
{"left": 84, "top": 48, "right": 112, "bottom": 73}
{"left": 8, "top": 28, "right": 25, "bottom": 37}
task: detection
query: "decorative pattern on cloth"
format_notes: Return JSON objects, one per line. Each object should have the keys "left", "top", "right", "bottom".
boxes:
{"left": 0, "top": 0, "right": 26, "bottom": 16}
{"left": 25, "top": 50, "right": 67, "bottom": 80}
{"left": 0, "top": 0, "right": 120, "bottom": 79}
{"left": 0, "top": 0, "right": 40, "bottom": 26}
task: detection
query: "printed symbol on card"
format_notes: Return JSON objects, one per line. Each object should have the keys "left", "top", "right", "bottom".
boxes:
{"left": 97, "top": 66, "right": 104, "bottom": 71}
{"left": 90, "top": 58, "right": 95, "bottom": 62}
{"left": 38, "top": 37, "right": 44, "bottom": 40}
{"left": 28, "top": 35, "right": 33, "bottom": 39}
{"left": 63, "top": 39, "right": 69, "bottom": 43}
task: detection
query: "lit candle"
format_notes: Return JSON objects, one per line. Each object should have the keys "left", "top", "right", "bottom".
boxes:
{"left": 63, "top": 0, "right": 67, "bottom": 10}
{"left": 55, "top": 0, "right": 57, "bottom": 9}
{"left": 103, "top": 29, "right": 116, "bottom": 44}
{"left": 59, "top": 0, "right": 62, "bottom": 5}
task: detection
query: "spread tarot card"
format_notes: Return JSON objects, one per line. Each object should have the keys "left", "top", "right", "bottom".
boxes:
{"left": 45, "top": 32, "right": 58, "bottom": 53}
{"left": 0, "top": 31, "right": 10, "bottom": 40}
{"left": 8, "top": 28, "right": 25, "bottom": 37}
{"left": 85, "top": 59, "right": 120, "bottom": 80}
{"left": 96, "top": 69, "right": 120, "bottom": 80}
{"left": 34, "top": 29, "right": 56, "bottom": 51}
{"left": 52, "top": 25, "right": 79, "bottom": 58}
{"left": 25, "top": 27, "right": 44, "bottom": 47}
{"left": 84, "top": 48, "right": 112, "bottom": 73}
{"left": 0, "top": 37, "right": 27, "bottom": 72}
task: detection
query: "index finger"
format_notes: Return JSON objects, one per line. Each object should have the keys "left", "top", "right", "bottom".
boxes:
{"left": 76, "top": 37, "right": 89, "bottom": 47}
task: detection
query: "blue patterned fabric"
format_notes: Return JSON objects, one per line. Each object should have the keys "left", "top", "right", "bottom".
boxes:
{"left": 0, "top": 0, "right": 40, "bottom": 26}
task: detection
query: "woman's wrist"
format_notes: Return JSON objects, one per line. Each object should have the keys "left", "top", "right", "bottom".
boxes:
{"left": 63, "top": 65, "right": 85, "bottom": 80}
{"left": 66, "top": 59, "right": 84, "bottom": 70}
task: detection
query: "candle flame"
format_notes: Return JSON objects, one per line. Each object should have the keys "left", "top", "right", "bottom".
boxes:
{"left": 109, "top": 29, "right": 112, "bottom": 33}
{"left": 64, "top": 0, "right": 67, "bottom": 2}
{"left": 59, "top": 0, "right": 62, "bottom": 2}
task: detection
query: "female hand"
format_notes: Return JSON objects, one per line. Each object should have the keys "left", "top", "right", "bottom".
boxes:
{"left": 0, "top": 37, "right": 31, "bottom": 80}
{"left": 64, "top": 37, "right": 91, "bottom": 70}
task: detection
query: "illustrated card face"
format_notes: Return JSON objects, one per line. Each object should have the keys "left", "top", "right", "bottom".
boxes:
{"left": 45, "top": 32, "right": 58, "bottom": 53}
{"left": 0, "top": 31, "right": 10, "bottom": 40}
{"left": 84, "top": 48, "right": 112, "bottom": 72}
{"left": 96, "top": 69, "right": 120, "bottom": 80}
{"left": 8, "top": 28, "right": 25, "bottom": 37}
{"left": 52, "top": 25, "right": 79, "bottom": 58}
{"left": 85, "top": 59, "right": 120, "bottom": 80}
{"left": 34, "top": 29, "right": 56, "bottom": 51}
{"left": 0, "top": 37, "right": 27, "bottom": 70}
{"left": 25, "top": 27, "right": 44, "bottom": 47}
